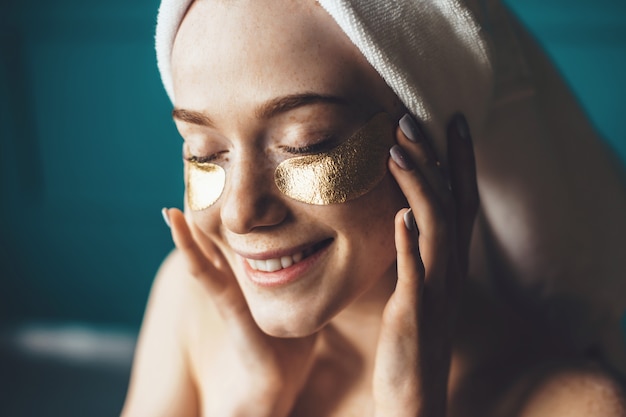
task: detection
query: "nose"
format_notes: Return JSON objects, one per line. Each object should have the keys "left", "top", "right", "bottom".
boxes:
{"left": 220, "top": 157, "right": 288, "bottom": 234}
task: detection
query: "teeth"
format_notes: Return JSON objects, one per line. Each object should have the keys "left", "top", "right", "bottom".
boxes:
{"left": 280, "top": 256, "right": 293, "bottom": 268}
{"left": 246, "top": 250, "right": 306, "bottom": 272}
{"left": 266, "top": 259, "right": 282, "bottom": 272}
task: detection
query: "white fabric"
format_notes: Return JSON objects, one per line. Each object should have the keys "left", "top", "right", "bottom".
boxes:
{"left": 317, "top": 0, "right": 492, "bottom": 158}
{"left": 155, "top": 0, "right": 194, "bottom": 103}
{"left": 155, "top": 0, "right": 493, "bottom": 160}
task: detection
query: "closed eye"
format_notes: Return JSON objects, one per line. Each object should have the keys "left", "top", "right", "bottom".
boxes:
{"left": 280, "top": 135, "right": 338, "bottom": 155}
{"left": 183, "top": 151, "right": 228, "bottom": 164}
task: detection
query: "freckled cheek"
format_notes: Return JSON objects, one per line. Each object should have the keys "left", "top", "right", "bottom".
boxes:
{"left": 336, "top": 174, "right": 406, "bottom": 241}
{"left": 363, "top": 174, "right": 407, "bottom": 216}
{"left": 366, "top": 178, "right": 405, "bottom": 247}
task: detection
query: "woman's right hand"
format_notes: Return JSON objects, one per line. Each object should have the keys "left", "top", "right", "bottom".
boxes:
{"left": 163, "top": 208, "right": 318, "bottom": 417}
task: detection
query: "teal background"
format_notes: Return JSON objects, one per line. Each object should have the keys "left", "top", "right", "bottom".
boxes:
{"left": 1, "top": 0, "right": 625, "bottom": 332}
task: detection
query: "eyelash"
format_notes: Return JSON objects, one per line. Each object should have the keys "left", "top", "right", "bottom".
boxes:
{"left": 281, "top": 134, "right": 336, "bottom": 155}
{"left": 183, "top": 152, "right": 225, "bottom": 164}
{"left": 183, "top": 134, "right": 337, "bottom": 163}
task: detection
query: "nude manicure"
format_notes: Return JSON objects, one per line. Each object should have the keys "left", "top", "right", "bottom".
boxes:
{"left": 390, "top": 145, "right": 413, "bottom": 170}
{"left": 161, "top": 207, "right": 171, "bottom": 228}
{"left": 399, "top": 113, "right": 423, "bottom": 142}
{"left": 403, "top": 208, "right": 416, "bottom": 231}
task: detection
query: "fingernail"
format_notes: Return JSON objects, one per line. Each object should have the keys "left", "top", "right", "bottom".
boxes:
{"left": 161, "top": 207, "right": 171, "bottom": 228}
{"left": 403, "top": 208, "right": 416, "bottom": 231}
{"left": 454, "top": 114, "right": 470, "bottom": 141}
{"left": 390, "top": 145, "right": 413, "bottom": 170}
{"left": 399, "top": 114, "right": 424, "bottom": 142}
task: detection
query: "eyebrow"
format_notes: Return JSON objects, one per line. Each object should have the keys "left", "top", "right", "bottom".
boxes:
{"left": 172, "top": 108, "right": 214, "bottom": 127}
{"left": 172, "top": 93, "right": 349, "bottom": 127}
{"left": 256, "top": 92, "right": 348, "bottom": 119}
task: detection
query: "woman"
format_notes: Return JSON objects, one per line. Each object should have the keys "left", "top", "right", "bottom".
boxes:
{"left": 122, "top": 0, "right": 626, "bottom": 416}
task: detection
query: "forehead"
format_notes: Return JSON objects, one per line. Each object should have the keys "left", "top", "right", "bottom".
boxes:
{"left": 171, "top": 0, "right": 385, "bottom": 113}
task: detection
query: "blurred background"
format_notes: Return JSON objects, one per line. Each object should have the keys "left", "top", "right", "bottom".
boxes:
{"left": 0, "top": 0, "right": 625, "bottom": 416}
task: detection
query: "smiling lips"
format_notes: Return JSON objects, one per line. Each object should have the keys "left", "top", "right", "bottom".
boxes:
{"left": 245, "top": 252, "right": 304, "bottom": 272}
{"left": 241, "top": 239, "right": 332, "bottom": 273}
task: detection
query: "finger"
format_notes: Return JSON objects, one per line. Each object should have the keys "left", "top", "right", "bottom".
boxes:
{"left": 166, "top": 207, "right": 253, "bottom": 325}
{"left": 447, "top": 114, "right": 479, "bottom": 279}
{"left": 393, "top": 208, "right": 424, "bottom": 306}
{"left": 165, "top": 208, "right": 231, "bottom": 296}
{"left": 378, "top": 209, "right": 423, "bottom": 342}
{"left": 180, "top": 198, "right": 229, "bottom": 272}
{"left": 187, "top": 216, "right": 231, "bottom": 273}
{"left": 389, "top": 147, "right": 448, "bottom": 291}
{"left": 397, "top": 114, "right": 453, "bottom": 212}
{"left": 399, "top": 113, "right": 437, "bottom": 161}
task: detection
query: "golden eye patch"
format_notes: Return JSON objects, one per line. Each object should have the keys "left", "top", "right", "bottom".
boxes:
{"left": 186, "top": 162, "right": 226, "bottom": 211}
{"left": 186, "top": 112, "right": 393, "bottom": 210}
{"left": 274, "top": 112, "right": 393, "bottom": 205}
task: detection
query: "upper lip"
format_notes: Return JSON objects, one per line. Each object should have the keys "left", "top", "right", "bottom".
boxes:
{"left": 231, "top": 238, "right": 332, "bottom": 260}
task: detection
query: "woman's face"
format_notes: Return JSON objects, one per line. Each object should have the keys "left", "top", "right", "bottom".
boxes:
{"left": 171, "top": 0, "right": 407, "bottom": 337}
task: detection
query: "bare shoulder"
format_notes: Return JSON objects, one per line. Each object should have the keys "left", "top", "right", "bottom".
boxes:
{"left": 515, "top": 362, "right": 626, "bottom": 417}
{"left": 121, "top": 249, "right": 225, "bottom": 417}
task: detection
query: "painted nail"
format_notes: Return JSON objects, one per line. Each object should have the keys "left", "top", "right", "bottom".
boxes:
{"left": 403, "top": 208, "right": 416, "bottom": 231}
{"left": 161, "top": 207, "right": 171, "bottom": 228}
{"left": 454, "top": 114, "right": 470, "bottom": 141}
{"left": 390, "top": 145, "right": 413, "bottom": 170}
{"left": 399, "top": 113, "right": 423, "bottom": 142}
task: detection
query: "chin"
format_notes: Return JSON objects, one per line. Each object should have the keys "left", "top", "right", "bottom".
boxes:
{"left": 251, "top": 304, "right": 331, "bottom": 339}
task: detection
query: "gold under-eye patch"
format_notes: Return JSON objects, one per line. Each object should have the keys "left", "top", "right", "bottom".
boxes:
{"left": 274, "top": 112, "right": 393, "bottom": 205}
{"left": 186, "top": 112, "right": 393, "bottom": 210}
{"left": 186, "top": 162, "right": 226, "bottom": 211}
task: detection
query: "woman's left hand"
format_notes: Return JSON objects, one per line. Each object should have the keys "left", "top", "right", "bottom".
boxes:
{"left": 373, "top": 114, "right": 479, "bottom": 417}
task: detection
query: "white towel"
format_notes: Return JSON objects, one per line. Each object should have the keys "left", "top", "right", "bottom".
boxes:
{"left": 155, "top": 0, "right": 493, "bottom": 159}
{"left": 155, "top": 0, "right": 193, "bottom": 105}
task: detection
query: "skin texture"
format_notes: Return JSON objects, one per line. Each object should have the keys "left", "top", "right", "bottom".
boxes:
{"left": 122, "top": 1, "right": 626, "bottom": 416}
